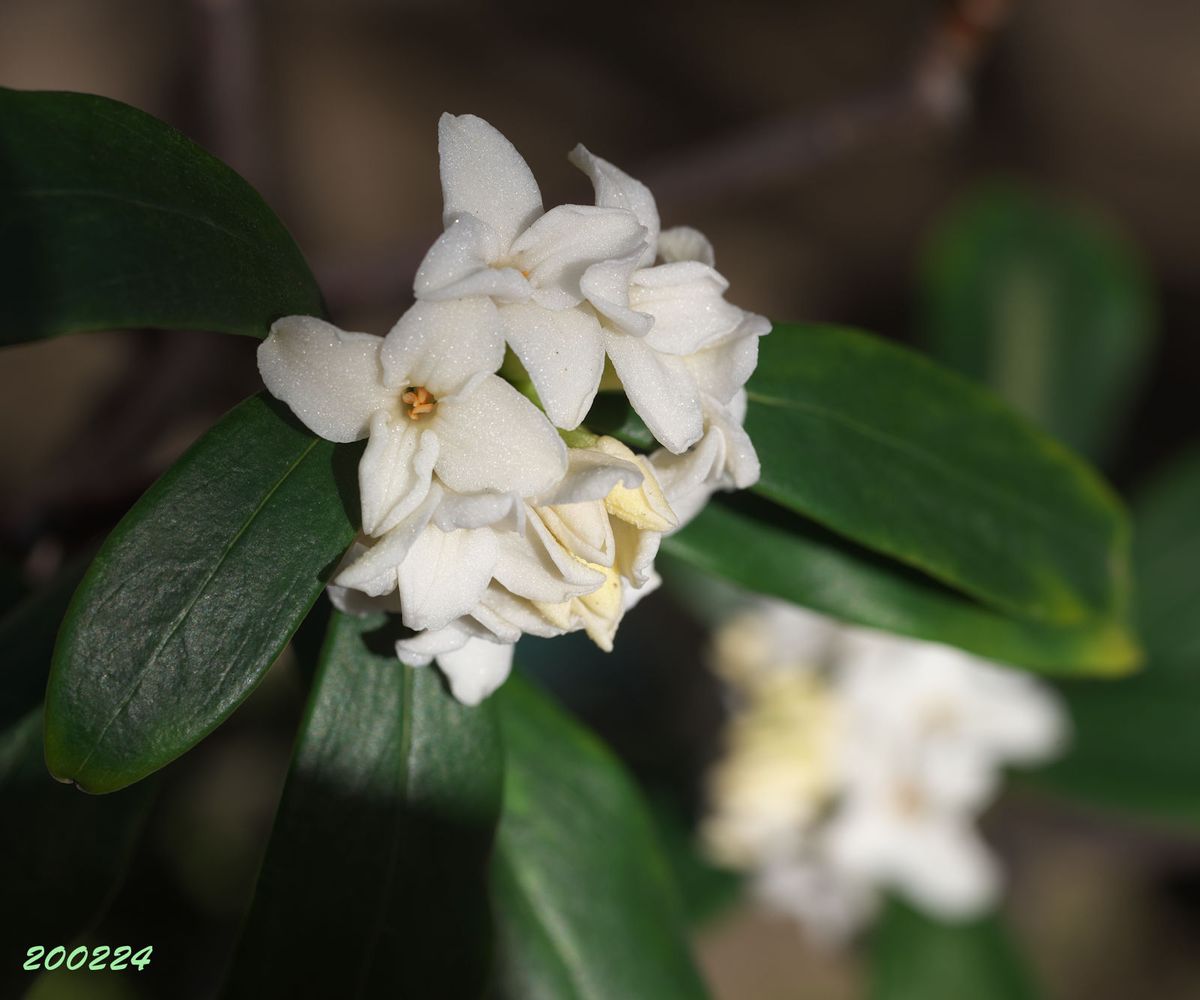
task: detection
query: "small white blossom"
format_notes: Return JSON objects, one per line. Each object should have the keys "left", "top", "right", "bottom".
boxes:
{"left": 416, "top": 114, "right": 648, "bottom": 430}
{"left": 572, "top": 144, "right": 771, "bottom": 453}
{"left": 703, "top": 600, "right": 1067, "bottom": 941}
{"left": 258, "top": 304, "right": 567, "bottom": 542}
{"left": 329, "top": 437, "right": 676, "bottom": 704}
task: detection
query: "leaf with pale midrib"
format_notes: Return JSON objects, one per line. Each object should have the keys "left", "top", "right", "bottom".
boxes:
{"left": 45, "top": 394, "right": 359, "bottom": 793}
{"left": 746, "top": 325, "right": 1130, "bottom": 630}
{"left": 223, "top": 610, "right": 502, "bottom": 999}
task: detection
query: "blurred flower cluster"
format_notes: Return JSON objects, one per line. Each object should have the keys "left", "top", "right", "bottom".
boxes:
{"left": 703, "top": 600, "right": 1068, "bottom": 941}
{"left": 258, "top": 113, "right": 768, "bottom": 703}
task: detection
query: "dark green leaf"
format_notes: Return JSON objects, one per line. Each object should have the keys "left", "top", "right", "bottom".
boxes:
{"left": 919, "top": 184, "right": 1155, "bottom": 461}
{"left": 1035, "top": 449, "right": 1200, "bottom": 824}
{"left": 0, "top": 711, "right": 154, "bottom": 994}
{"left": 746, "top": 325, "right": 1131, "bottom": 631}
{"left": 224, "top": 610, "right": 502, "bottom": 999}
{"left": 1127, "top": 449, "right": 1200, "bottom": 670}
{"left": 870, "top": 899, "right": 1039, "bottom": 1000}
{"left": 664, "top": 497, "right": 1137, "bottom": 676}
{"left": 491, "top": 676, "right": 708, "bottom": 1000}
{"left": 0, "top": 568, "right": 153, "bottom": 994}
{"left": 45, "top": 393, "right": 358, "bottom": 793}
{"left": 586, "top": 392, "right": 655, "bottom": 450}
{"left": 647, "top": 795, "right": 743, "bottom": 929}
{"left": 0, "top": 87, "right": 324, "bottom": 344}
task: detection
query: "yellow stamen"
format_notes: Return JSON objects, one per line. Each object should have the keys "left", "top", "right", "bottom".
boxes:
{"left": 401, "top": 386, "right": 436, "bottom": 420}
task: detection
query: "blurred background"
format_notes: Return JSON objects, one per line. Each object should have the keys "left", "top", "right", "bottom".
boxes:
{"left": 2, "top": 1, "right": 1199, "bottom": 997}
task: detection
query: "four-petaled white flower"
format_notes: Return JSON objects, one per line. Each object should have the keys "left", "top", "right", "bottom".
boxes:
{"left": 416, "top": 114, "right": 647, "bottom": 431}
{"left": 259, "top": 301, "right": 567, "bottom": 541}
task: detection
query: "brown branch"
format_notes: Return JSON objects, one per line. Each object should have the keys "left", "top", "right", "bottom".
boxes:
{"left": 317, "top": 0, "right": 1016, "bottom": 317}
{"left": 645, "top": 0, "right": 1016, "bottom": 210}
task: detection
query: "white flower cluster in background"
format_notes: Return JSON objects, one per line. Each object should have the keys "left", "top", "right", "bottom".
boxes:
{"left": 258, "top": 113, "right": 769, "bottom": 704}
{"left": 702, "top": 600, "right": 1068, "bottom": 942}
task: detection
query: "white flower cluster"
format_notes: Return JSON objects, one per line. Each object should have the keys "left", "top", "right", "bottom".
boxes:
{"left": 258, "top": 113, "right": 769, "bottom": 704}
{"left": 702, "top": 600, "right": 1067, "bottom": 942}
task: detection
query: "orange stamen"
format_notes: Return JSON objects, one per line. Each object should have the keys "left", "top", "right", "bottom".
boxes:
{"left": 401, "top": 385, "right": 436, "bottom": 420}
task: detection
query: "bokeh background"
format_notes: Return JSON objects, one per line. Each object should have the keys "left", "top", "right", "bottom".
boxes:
{"left": 2, "top": 1, "right": 1199, "bottom": 997}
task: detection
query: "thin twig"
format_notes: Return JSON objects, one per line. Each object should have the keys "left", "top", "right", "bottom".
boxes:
{"left": 317, "top": 0, "right": 1016, "bottom": 316}
{"left": 645, "top": 0, "right": 1016, "bottom": 210}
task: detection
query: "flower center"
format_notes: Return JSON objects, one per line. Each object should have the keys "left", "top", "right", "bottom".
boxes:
{"left": 401, "top": 385, "right": 437, "bottom": 421}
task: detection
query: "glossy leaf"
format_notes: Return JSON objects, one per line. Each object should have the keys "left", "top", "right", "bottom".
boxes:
{"left": 224, "top": 610, "right": 502, "bottom": 999}
{"left": 746, "top": 325, "right": 1131, "bottom": 630}
{"left": 0, "top": 572, "right": 153, "bottom": 993}
{"left": 870, "top": 900, "right": 1039, "bottom": 1000}
{"left": 1035, "top": 450, "right": 1200, "bottom": 824}
{"left": 664, "top": 497, "right": 1137, "bottom": 676}
{"left": 491, "top": 676, "right": 708, "bottom": 1000}
{"left": 0, "top": 87, "right": 324, "bottom": 344}
{"left": 45, "top": 393, "right": 359, "bottom": 793}
{"left": 919, "top": 184, "right": 1154, "bottom": 461}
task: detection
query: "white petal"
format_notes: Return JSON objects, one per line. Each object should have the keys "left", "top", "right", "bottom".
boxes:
{"left": 568, "top": 144, "right": 659, "bottom": 267}
{"left": 333, "top": 489, "right": 441, "bottom": 595}
{"left": 580, "top": 252, "right": 654, "bottom": 337}
{"left": 650, "top": 430, "right": 725, "bottom": 530}
{"left": 472, "top": 584, "right": 564, "bottom": 640}
{"left": 258, "top": 316, "right": 390, "bottom": 443}
{"left": 631, "top": 263, "right": 749, "bottom": 355}
{"left": 382, "top": 299, "right": 505, "bottom": 395}
{"left": 398, "top": 525, "right": 499, "bottom": 632}
{"left": 414, "top": 212, "right": 530, "bottom": 301}
{"left": 539, "top": 502, "right": 615, "bottom": 567}
{"left": 432, "top": 374, "right": 567, "bottom": 497}
{"left": 613, "top": 519, "right": 662, "bottom": 588}
{"left": 707, "top": 398, "right": 761, "bottom": 489}
{"left": 394, "top": 621, "right": 474, "bottom": 667}
{"left": 500, "top": 302, "right": 604, "bottom": 429}
{"left": 682, "top": 336, "right": 758, "bottom": 405}
{"left": 359, "top": 412, "right": 439, "bottom": 536}
{"left": 728, "top": 386, "right": 749, "bottom": 424}
{"left": 436, "top": 637, "right": 514, "bottom": 705}
{"left": 510, "top": 204, "right": 646, "bottom": 305}
{"left": 893, "top": 820, "right": 1000, "bottom": 920}
{"left": 622, "top": 568, "right": 662, "bottom": 610}
{"left": 657, "top": 225, "right": 715, "bottom": 266}
{"left": 603, "top": 330, "right": 703, "bottom": 453}
{"left": 433, "top": 490, "right": 521, "bottom": 532}
{"left": 326, "top": 541, "right": 403, "bottom": 615}
{"left": 438, "top": 113, "right": 542, "bottom": 248}
{"left": 492, "top": 510, "right": 606, "bottom": 602}
{"left": 536, "top": 444, "right": 643, "bottom": 506}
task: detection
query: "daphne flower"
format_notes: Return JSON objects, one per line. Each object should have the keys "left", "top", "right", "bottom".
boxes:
{"left": 703, "top": 599, "right": 1067, "bottom": 941}
{"left": 258, "top": 302, "right": 567, "bottom": 541}
{"left": 330, "top": 437, "right": 676, "bottom": 703}
{"left": 833, "top": 630, "right": 1067, "bottom": 811}
{"left": 702, "top": 669, "right": 839, "bottom": 867}
{"left": 571, "top": 144, "right": 771, "bottom": 452}
{"left": 415, "top": 114, "right": 648, "bottom": 430}
{"left": 818, "top": 768, "right": 1001, "bottom": 921}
